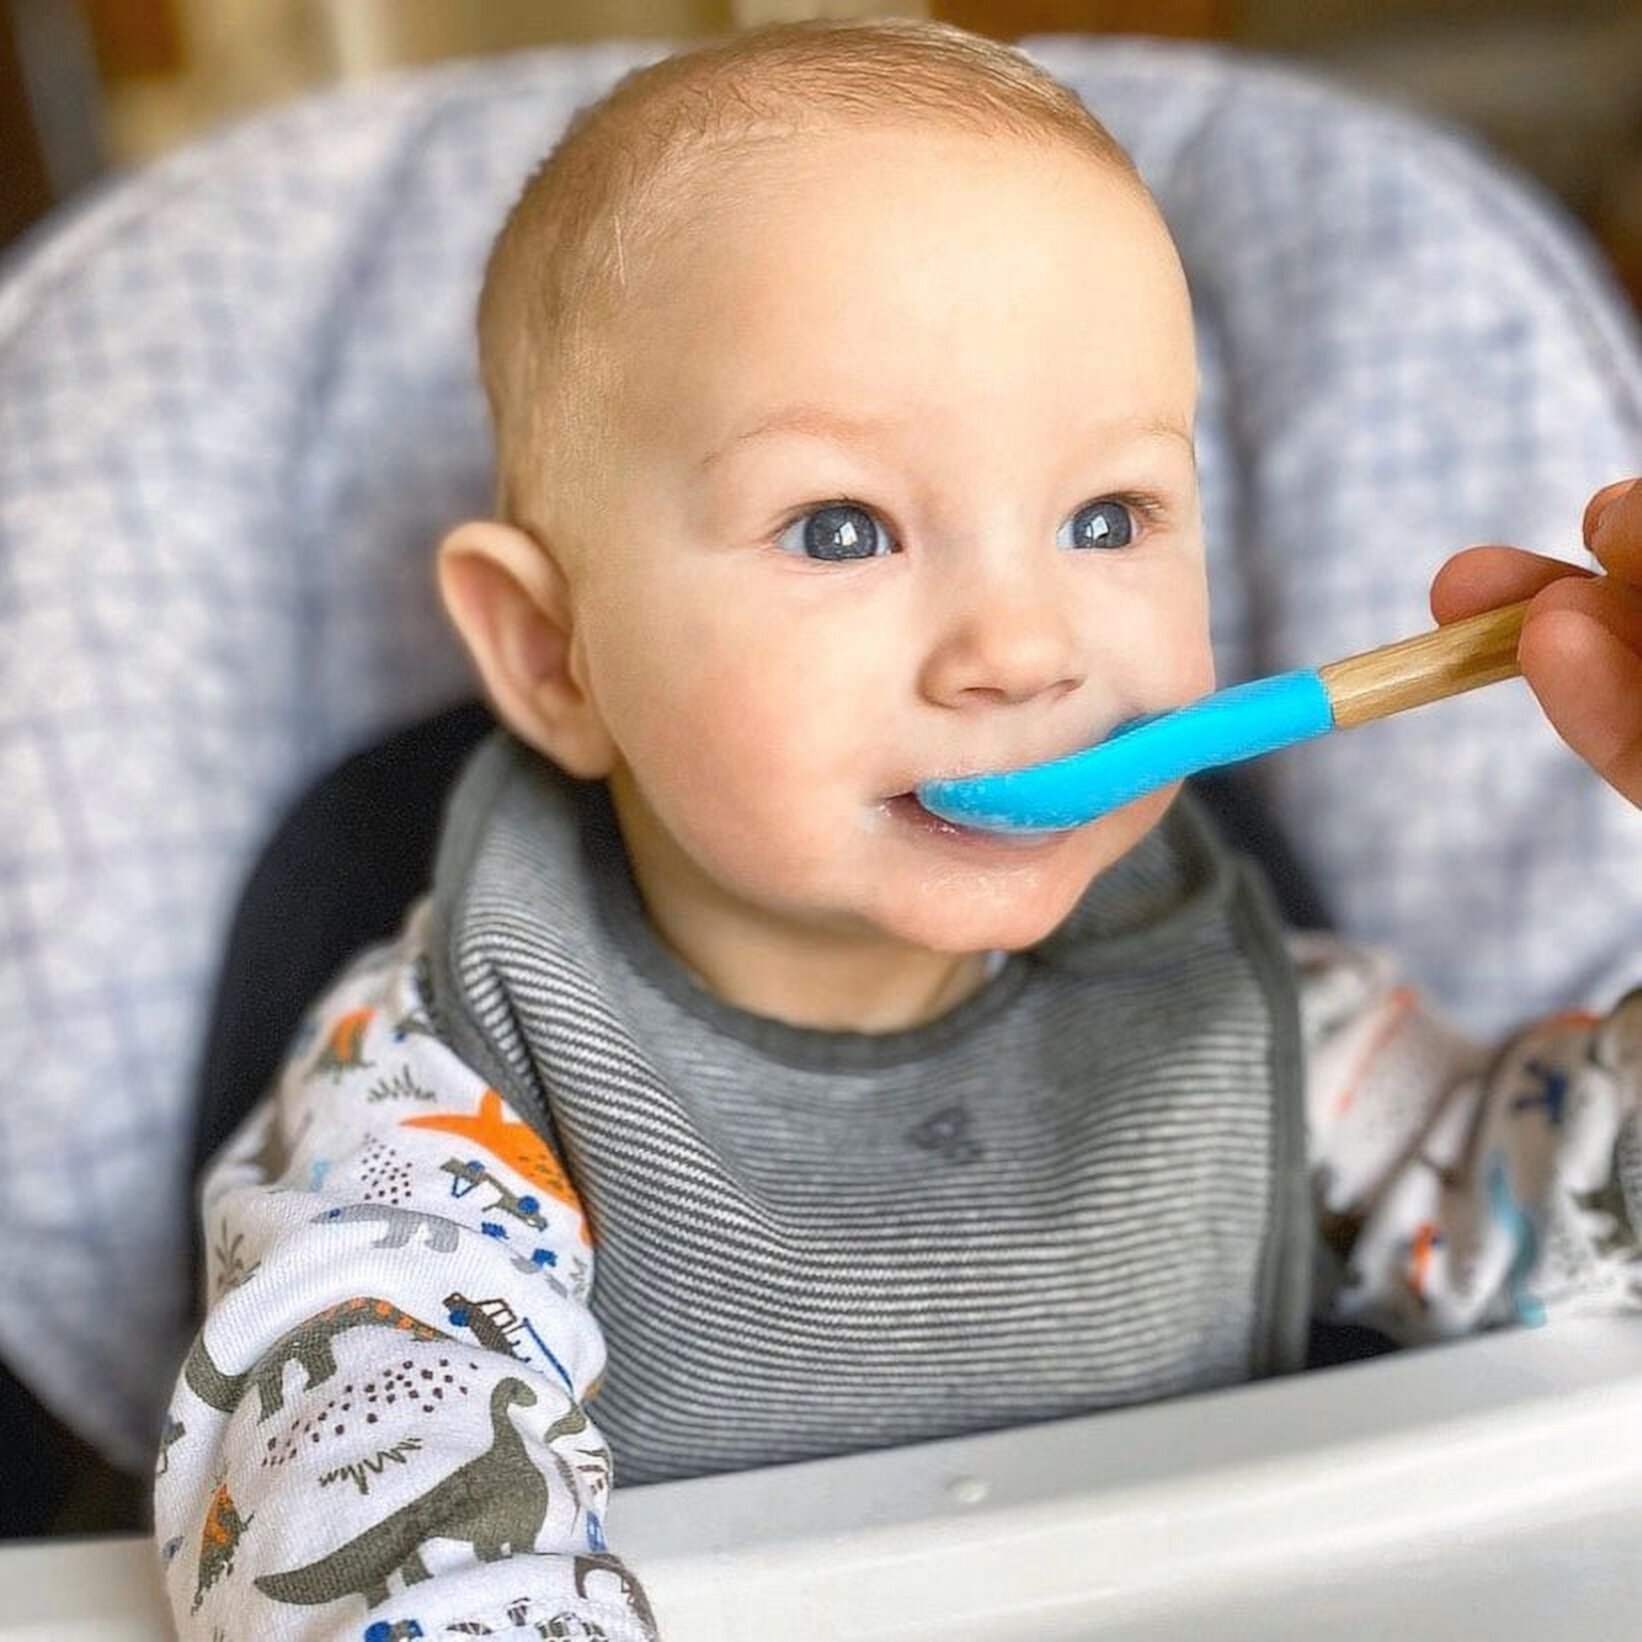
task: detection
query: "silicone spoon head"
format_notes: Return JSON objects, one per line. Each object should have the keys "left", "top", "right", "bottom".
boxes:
{"left": 916, "top": 670, "right": 1335, "bottom": 831}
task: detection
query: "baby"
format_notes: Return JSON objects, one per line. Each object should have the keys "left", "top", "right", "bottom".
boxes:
{"left": 156, "top": 19, "right": 1642, "bottom": 1640}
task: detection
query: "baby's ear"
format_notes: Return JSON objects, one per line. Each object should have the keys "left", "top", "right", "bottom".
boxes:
{"left": 436, "top": 520, "right": 615, "bottom": 778}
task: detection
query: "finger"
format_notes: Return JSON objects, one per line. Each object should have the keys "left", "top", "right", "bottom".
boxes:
{"left": 1587, "top": 477, "right": 1642, "bottom": 583}
{"left": 1519, "top": 599, "right": 1642, "bottom": 806}
{"left": 1429, "top": 545, "right": 1592, "bottom": 626}
{"left": 1583, "top": 477, "right": 1639, "bottom": 544}
{"left": 1531, "top": 570, "right": 1642, "bottom": 655}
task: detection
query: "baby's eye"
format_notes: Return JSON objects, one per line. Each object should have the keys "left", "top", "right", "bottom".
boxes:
{"left": 1057, "top": 498, "right": 1137, "bottom": 551}
{"left": 776, "top": 502, "right": 898, "bottom": 562}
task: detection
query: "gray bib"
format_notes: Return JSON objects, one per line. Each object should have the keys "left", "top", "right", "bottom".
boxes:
{"left": 427, "top": 734, "right": 1310, "bottom": 1486}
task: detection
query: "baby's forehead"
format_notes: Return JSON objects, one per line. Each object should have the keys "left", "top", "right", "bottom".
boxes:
{"left": 621, "top": 118, "right": 1153, "bottom": 297}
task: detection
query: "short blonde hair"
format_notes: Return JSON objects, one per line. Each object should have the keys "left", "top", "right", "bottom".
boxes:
{"left": 477, "top": 17, "right": 1142, "bottom": 541}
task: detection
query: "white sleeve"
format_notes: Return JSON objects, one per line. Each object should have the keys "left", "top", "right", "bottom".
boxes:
{"left": 153, "top": 900, "right": 660, "bottom": 1640}
{"left": 1294, "top": 930, "right": 1642, "bottom": 1340}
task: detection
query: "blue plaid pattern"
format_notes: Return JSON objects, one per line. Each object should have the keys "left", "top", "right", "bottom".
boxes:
{"left": 0, "top": 37, "right": 1637, "bottom": 1469}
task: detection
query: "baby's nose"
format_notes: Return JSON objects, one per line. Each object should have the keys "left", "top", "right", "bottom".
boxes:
{"left": 918, "top": 569, "right": 1086, "bottom": 710}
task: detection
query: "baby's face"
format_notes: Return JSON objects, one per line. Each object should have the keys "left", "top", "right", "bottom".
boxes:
{"left": 568, "top": 125, "right": 1211, "bottom": 957}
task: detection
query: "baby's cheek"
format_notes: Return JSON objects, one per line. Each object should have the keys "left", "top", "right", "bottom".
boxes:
{"left": 1175, "top": 639, "right": 1217, "bottom": 703}
{"left": 624, "top": 654, "right": 806, "bottom": 824}
{"left": 1124, "top": 587, "right": 1214, "bottom": 706}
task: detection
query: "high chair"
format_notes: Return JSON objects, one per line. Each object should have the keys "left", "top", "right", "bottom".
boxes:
{"left": 0, "top": 31, "right": 1638, "bottom": 1636}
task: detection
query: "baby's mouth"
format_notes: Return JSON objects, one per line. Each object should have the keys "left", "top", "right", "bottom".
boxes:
{"left": 883, "top": 790, "right": 971, "bottom": 835}
{"left": 879, "top": 790, "right": 1075, "bottom": 850}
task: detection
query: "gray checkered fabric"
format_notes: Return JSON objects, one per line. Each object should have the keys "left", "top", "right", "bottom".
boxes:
{"left": 0, "top": 36, "right": 1638, "bottom": 1470}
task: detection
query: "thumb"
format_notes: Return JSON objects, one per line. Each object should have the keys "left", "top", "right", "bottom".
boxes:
{"left": 1518, "top": 580, "right": 1642, "bottom": 805}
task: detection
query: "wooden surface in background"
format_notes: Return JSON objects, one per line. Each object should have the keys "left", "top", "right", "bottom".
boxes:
{"left": 0, "top": 3, "right": 54, "bottom": 251}
{"left": 933, "top": 0, "right": 1234, "bottom": 38}
{"left": 81, "top": 0, "right": 182, "bottom": 77}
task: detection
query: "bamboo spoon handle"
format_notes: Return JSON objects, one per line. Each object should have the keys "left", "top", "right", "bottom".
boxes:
{"left": 1319, "top": 599, "right": 1530, "bottom": 730}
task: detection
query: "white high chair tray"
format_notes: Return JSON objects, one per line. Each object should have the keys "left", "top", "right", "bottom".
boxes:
{"left": 6, "top": 1316, "right": 1640, "bottom": 1640}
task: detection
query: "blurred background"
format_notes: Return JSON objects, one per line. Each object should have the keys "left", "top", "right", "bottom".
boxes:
{"left": 4, "top": 0, "right": 1641, "bottom": 311}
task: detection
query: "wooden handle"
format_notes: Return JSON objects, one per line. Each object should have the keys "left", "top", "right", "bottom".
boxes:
{"left": 1318, "top": 600, "right": 1529, "bottom": 730}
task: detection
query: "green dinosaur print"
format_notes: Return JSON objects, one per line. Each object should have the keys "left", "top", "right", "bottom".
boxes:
{"left": 253, "top": 1378, "right": 550, "bottom": 1611}
{"left": 192, "top": 1482, "right": 253, "bottom": 1613}
{"left": 208, "top": 1224, "right": 261, "bottom": 1296}
{"left": 367, "top": 1065, "right": 438, "bottom": 1103}
{"left": 313, "top": 1007, "right": 375, "bottom": 1078}
{"left": 318, "top": 1436, "right": 425, "bottom": 1497}
{"left": 185, "top": 1297, "right": 448, "bottom": 1419}
{"left": 543, "top": 1401, "right": 612, "bottom": 1527}
{"left": 574, "top": 1551, "right": 660, "bottom": 1637}
{"left": 1573, "top": 1174, "right": 1642, "bottom": 1266}
{"left": 156, "top": 1413, "right": 185, "bottom": 1476}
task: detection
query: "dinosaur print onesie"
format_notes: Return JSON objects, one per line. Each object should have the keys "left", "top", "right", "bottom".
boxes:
{"left": 155, "top": 737, "right": 1642, "bottom": 1639}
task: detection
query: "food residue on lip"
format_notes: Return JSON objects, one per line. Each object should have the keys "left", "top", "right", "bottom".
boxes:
{"left": 868, "top": 791, "right": 970, "bottom": 836}
{"left": 886, "top": 791, "right": 969, "bottom": 835}
{"left": 881, "top": 791, "right": 1073, "bottom": 848}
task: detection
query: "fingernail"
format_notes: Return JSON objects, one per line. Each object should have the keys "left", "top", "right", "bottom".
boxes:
{"left": 1592, "top": 478, "right": 1639, "bottom": 540}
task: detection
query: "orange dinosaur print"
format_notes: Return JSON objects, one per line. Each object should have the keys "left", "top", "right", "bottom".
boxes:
{"left": 1406, "top": 1220, "right": 1444, "bottom": 1310}
{"left": 404, "top": 1090, "right": 589, "bottom": 1244}
{"left": 1330, "top": 985, "right": 1417, "bottom": 1119}
{"left": 1536, "top": 1008, "right": 1602, "bottom": 1034}
{"left": 193, "top": 1481, "right": 253, "bottom": 1612}
{"left": 328, "top": 1296, "right": 445, "bottom": 1336}
{"left": 314, "top": 1007, "right": 375, "bottom": 1078}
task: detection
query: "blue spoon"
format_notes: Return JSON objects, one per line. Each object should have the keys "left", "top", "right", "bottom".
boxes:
{"left": 918, "top": 598, "right": 1530, "bottom": 832}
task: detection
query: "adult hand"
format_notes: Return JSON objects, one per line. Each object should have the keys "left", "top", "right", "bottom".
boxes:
{"left": 1430, "top": 478, "right": 1642, "bottom": 806}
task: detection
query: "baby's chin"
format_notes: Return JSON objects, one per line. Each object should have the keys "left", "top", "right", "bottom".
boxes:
{"left": 859, "top": 888, "right": 1084, "bottom": 956}
{"left": 841, "top": 788, "right": 1175, "bottom": 954}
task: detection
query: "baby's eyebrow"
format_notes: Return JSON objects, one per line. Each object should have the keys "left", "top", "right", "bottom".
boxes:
{"left": 697, "top": 405, "right": 899, "bottom": 474}
{"left": 697, "top": 405, "right": 1192, "bottom": 473}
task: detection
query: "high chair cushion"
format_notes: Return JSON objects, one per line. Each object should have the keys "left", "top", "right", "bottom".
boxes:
{"left": 0, "top": 36, "right": 1637, "bottom": 1469}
